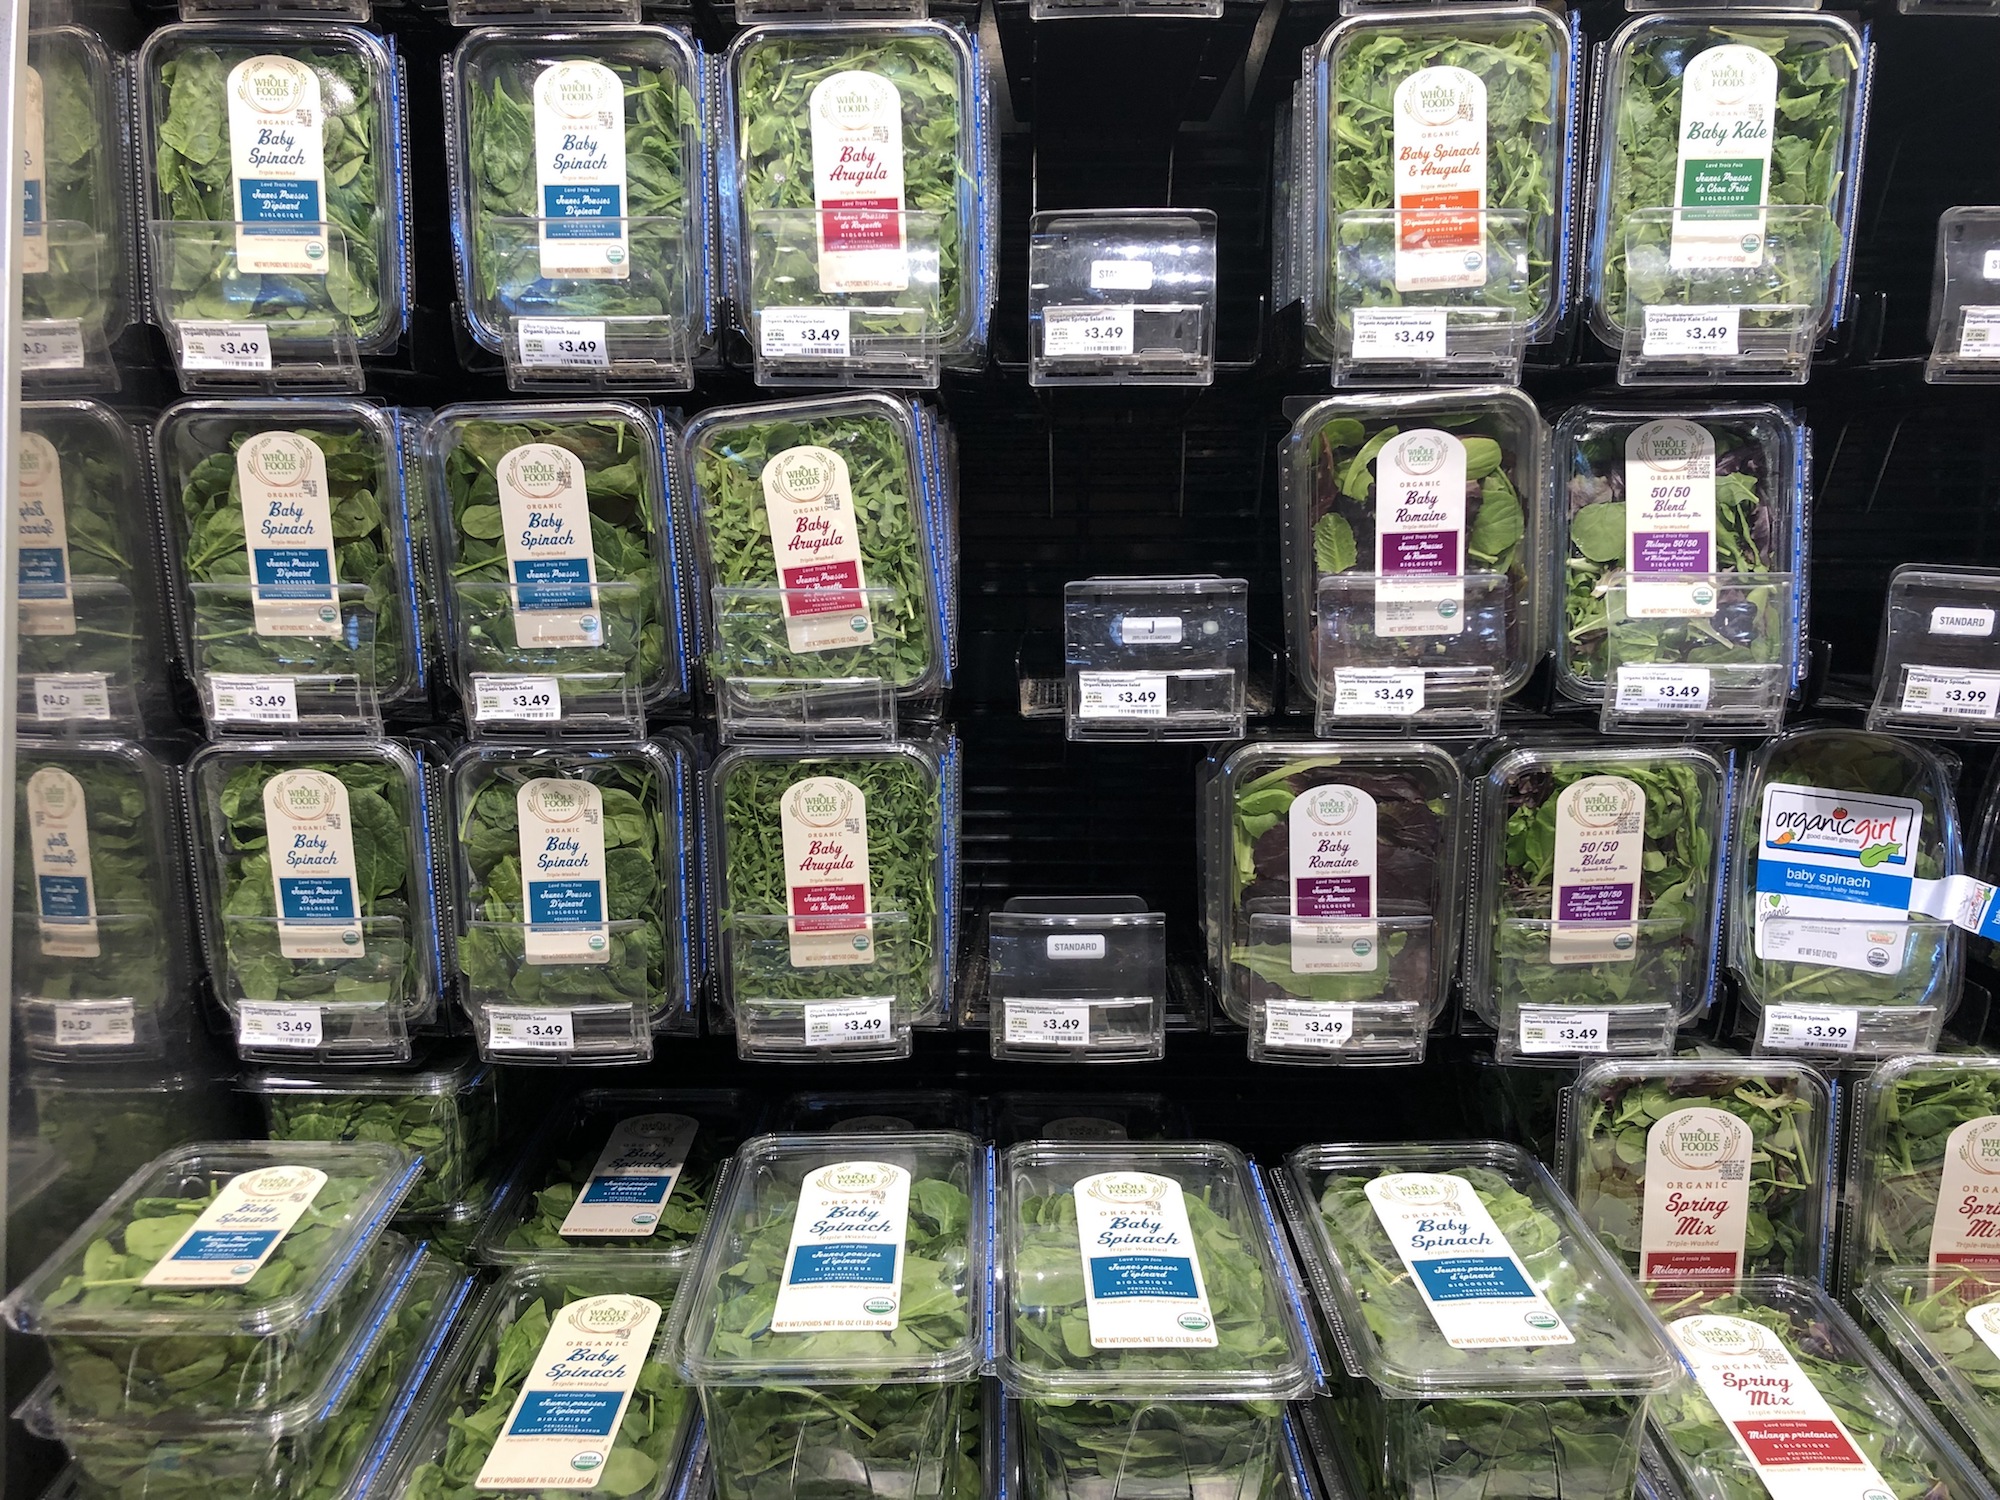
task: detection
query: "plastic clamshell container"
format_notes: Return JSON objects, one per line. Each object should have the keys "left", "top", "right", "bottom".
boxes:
{"left": 1280, "top": 387, "right": 1547, "bottom": 733}
{"left": 156, "top": 400, "right": 426, "bottom": 731}
{"left": 997, "top": 1140, "right": 1313, "bottom": 1500}
{"left": 773, "top": 1089, "right": 978, "bottom": 1134}
{"left": 988, "top": 1092, "right": 1184, "bottom": 1146}
{"left": 1729, "top": 727, "right": 1962, "bottom": 1059}
{"left": 1204, "top": 740, "right": 1466, "bottom": 1063}
{"left": 1468, "top": 741, "right": 1728, "bottom": 1061}
{"left": 14, "top": 738, "right": 196, "bottom": 1063}
{"left": 423, "top": 400, "right": 687, "bottom": 731}
{"left": 1550, "top": 403, "right": 1806, "bottom": 706}
{"left": 1, "top": 1140, "right": 421, "bottom": 1419}
{"left": 675, "top": 1131, "right": 988, "bottom": 1500}
{"left": 1869, "top": 565, "right": 2000, "bottom": 738}
{"left": 1560, "top": 1057, "right": 1833, "bottom": 1284}
{"left": 1647, "top": 1277, "right": 1992, "bottom": 1500}
{"left": 1278, "top": 1140, "right": 1681, "bottom": 1500}
{"left": 1858, "top": 1265, "right": 2000, "bottom": 1485}
{"left": 186, "top": 738, "right": 445, "bottom": 1064}
{"left": 1027, "top": 209, "right": 1217, "bottom": 387}
{"left": 470, "top": 1088, "right": 758, "bottom": 1272}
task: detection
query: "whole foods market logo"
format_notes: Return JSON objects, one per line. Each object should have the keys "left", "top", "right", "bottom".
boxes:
{"left": 503, "top": 446, "right": 576, "bottom": 500}
{"left": 1302, "top": 785, "right": 1363, "bottom": 830}
{"left": 626, "top": 1113, "right": 694, "bottom": 1141}
{"left": 1086, "top": 1172, "right": 1171, "bottom": 1210}
{"left": 572, "top": 1295, "right": 653, "bottom": 1334}
{"left": 1376, "top": 1173, "right": 1462, "bottom": 1210}
{"left": 240, "top": 59, "right": 311, "bottom": 116}
{"left": 248, "top": 435, "right": 311, "bottom": 488}
{"left": 526, "top": 780, "right": 592, "bottom": 824}
{"left": 28, "top": 769, "right": 77, "bottom": 817}
{"left": 1638, "top": 423, "right": 1702, "bottom": 473}
{"left": 274, "top": 772, "right": 338, "bottom": 821}
{"left": 1391, "top": 433, "right": 1451, "bottom": 477}
{"left": 546, "top": 62, "right": 612, "bottom": 118}
{"left": 1401, "top": 68, "right": 1478, "bottom": 128}
{"left": 819, "top": 73, "right": 889, "bottom": 120}
{"left": 1955, "top": 1119, "right": 2000, "bottom": 1177}
{"left": 810, "top": 1162, "right": 900, "bottom": 1198}
{"left": 1657, "top": 1110, "right": 1744, "bottom": 1172}
{"left": 236, "top": 1165, "right": 321, "bottom": 1200}
{"left": 1563, "top": 777, "right": 1640, "bottom": 831}
{"left": 787, "top": 777, "right": 856, "bottom": 830}
{"left": 768, "top": 446, "right": 842, "bottom": 507}
{"left": 1675, "top": 1316, "right": 1768, "bottom": 1356}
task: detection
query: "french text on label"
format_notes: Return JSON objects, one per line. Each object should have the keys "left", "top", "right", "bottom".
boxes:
{"left": 489, "top": 1009, "right": 574, "bottom": 1052}
{"left": 516, "top": 319, "right": 610, "bottom": 369}
{"left": 1349, "top": 307, "right": 1448, "bottom": 361}
{"left": 804, "top": 998, "right": 893, "bottom": 1047}
{"left": 1901, "top": 666, "right": 2000, "bottom": 721}
{"left": 210, "top": 675, "right": 299, "bottom": 724}
{"left": 1004, "top": 1000, "right": 1093, "bottom": 1047}
{"left": 1077, "top": 670, "right": 1168, "bottom": 720}
{"left": 1760, "top": 1004, "right": 1859, "bottom": 1054}
{"left": 1043, "top": 306, "right": 1135, "bottom": 358}
{"left": 178, "top": 321, "right": 272, "bottom": 372}
{"left": 474, "top": 674, "right": 563, "bottom": 722}
{"left": 1263, "top": 1001, "right": 1355, "bottom": 1051}
{"left": 237, "top": 1002, "right": 323, "bottom": 1050}
{"left": 35, "top": 674, "right": 111, "bottom": 722}
{"left": 1642, "top": 306, "right": 1740, "bottom": 358}
{"left": 1518, "top": 1007, "right": 1611, "bottom": 1055}
{"left": 1615, "top": 665, "right": 1713, "bottom": 713}
{"left": 1332, "top": 669, "right": 1424, "bottom": 717}
{"left": 761, "top": 308, "right": 851, "bottom": 359}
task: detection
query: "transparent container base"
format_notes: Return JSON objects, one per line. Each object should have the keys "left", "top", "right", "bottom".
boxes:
{"left": 1312, "top": 570, "right": 1519, "bottom": 735}
{"left": 710, "top": 585, "right": 912, "bottom": 742}
{"left": 461, "top": 920, "right": 661, "bottom": 1064}
{"left": 452, "top": 578, "right": 656, "bottom": 737}
{"left": 1747, "top": 913, "right": 1956, "bottom": 1059}
{"left": 1487, "top": 915, "right": 1703, "bottom": 1062}
{"left": 221, "top": 913, "right": 423, "bottom": 1063}
{"left": 724, "top": 911, "right": 929, "bottom": 1062}
{"left": 986, "top": 903, "right": 1166, "bottom": 1063}
{"left": 1237, "top": 912, "right": 1441, "bottom": 1065}
{"left": 1926, "top": 208, "right": 2000, "bottom": 382}
{"left": 1598, "top": 574, "right": 1797, "bottom": 734}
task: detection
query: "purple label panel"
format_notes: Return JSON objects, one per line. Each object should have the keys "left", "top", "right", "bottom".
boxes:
{"left": 1557, "top": 884, "right": 1636, "bottom": 923}
{"left": 1296, "top": 875, "right": 1372, "bottom": 918}
{"left": 1632, "top": 532, "right": 1711, "bottom": 574}
{"left": 1381, "top": 531, "right": 1459, "bottom": 578}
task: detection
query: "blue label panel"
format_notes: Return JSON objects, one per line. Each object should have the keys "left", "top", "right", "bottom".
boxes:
{"left": 1089, "top": 1254, "right": 1199, "bottom": 1301}
{"left": 513, "top": 558, "right": 595, "bottom": 613}
{"left": 37, "top": 874, "right": 89, "bottom": 920}
{"left": 528, "top": 879, "right": 605, "bottom": 926}
{"left": 787, "top": 1243, "right": 896, "bottom": 1287}
{"left": 239, "top": 179, "right": 323, "bottom": 234}
{"left": 507, "top": 1390, "right": 623, "bottom": 1439}
{"left": 172, "top": 1229, "right": 280, "bottom": 1262}
{"left": 1755, "top": 859, "right": 1913, "bottom": 911}
{"left": 23, "top": 179, "right": 42, "bottom": 228}
{"left": 278, "top": 876, "right": 358, "bottom": 923}
{"left": 544, "top": 184, "right": 623, "bottom": 238}
{"left": 252, "top": 547, "right": 335, "bottom": 600}
{"left": 19, "top": 547, "right": 68, "bottom": 596}
{"left": 1412, "top": 1255, "right": 1535, "bottom": 1304}
{"left": 581, "top": 1175, "right": 673, "bottom": 1206}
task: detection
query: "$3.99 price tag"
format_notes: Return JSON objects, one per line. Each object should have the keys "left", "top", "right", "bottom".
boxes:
{"left": 1641, "top": 306, "right": 1740, "bottom": 358}
{"left": 474, "top": 674, "right": 563, "bottom": 722}
{"left": 804, "top": 999, "right": 893, "bottom": 1048}
{"left": 1348, "top": 308, "right": 1447, "bottom": 361}
{"left": 761, "top": 308, "right": 851, "bottom": 360}
{"left": 210, "top": 675, "right": 299, "bottom": 724}
{"left": 1518, "top": 1007, "right": 1611, "bottom": 1056}
{"left": 1332, "top": 669, "right": 1424, "bottom": 717}
{"left": 516, "top": 318, "right": 609, "bottom": 369}
{"left": 489, "top": 1008, "right": 574, "bottom": 1053}
{"left": 1042, "top": 306, "right": 1135, "bottom": 358}
{"left": 1901, "top": 666, "right": 2000, "bottom": 720}
{"left": 1615, "top": 666, "right": 1712, "bottom": 714}
{"left": 1263, "top": 1001, "right": 1354, "bottom": 1051}
{"left": 178, "top": 321, "right": 272, "bottom": 372}
{"left": 237, "top": 1002, "right": 323, "bottom": 1051}
{"left": 1760, "top": 1004, "right": 1859, "bottom": 1055}
{"left": 1077, "top": 670, "right": 1168, "bottom": 720}
{"left": 1003, "top": 999, "right": 1093, "bottom": 1047}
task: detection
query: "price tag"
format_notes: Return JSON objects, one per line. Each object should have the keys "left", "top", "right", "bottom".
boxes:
{"left": 1043, "top": 306, "right": 1135, "bottom": 358}
{"left": 1959, "top": 307, "right": 2000, "bottom": 359}
{"left": 1349, "top": 307, "right": 1447, "bottom": 361}
{"left": 761, "top": 308, "right": 851, "bottom": 360}
{"left": 473, "top": 674, "right": 563, "bottom": 722}
{"left": 517, "top": 318, "right": 609, "bottom": 369}
{"left": 1614, "top": 665, "right": 1712, "bottom": 713}
{"left": 1263, "top": 1002, "right": 1355, "bottom": 1052}
{"left": 34, "top": 673, "right": 112, "bottom": 723}
{"left": 1003, "top": 1000, "right": 1093, "bottom": 1047}
{"left": 1332, "top": 669, "right": 1424, "bottom": 717}
{"left": 1077, "top": 670, "right": 1168, "bottom": 719}
{"left": 22, "top": 319, "right": 85, "bottom": 371}
{"left": 804, "top": 998, "right": 893, "bottom": 1048}
{"left": 237, "top": 1002, "right": 323, "bottom": 1051}
{"left": 210, "top": 675, "right": 298, "bottom": 724}
{"left": 489, "top": 1008, "right": 574, "bottom": 1053}
{"left": 179, "top": 321, "right": 272, "bottom": 372}
{"left": 1901, "top": 666, "right": 2000, "bottom": 720}
{"left": 50, "top": 1000, "right": 135, "bottom": 1049}
{"left": 1642, "top": 306, "right": 1740, "bottom": 358}
{"left": 1760, "top": 1004, "right": 1859, "bottom": 1055}
{"left": 1518, "top": 1007, "right": 1611, "bottom": 1056}
{"left": 1984, "top": 248, "right": 2000, "bottom": 280}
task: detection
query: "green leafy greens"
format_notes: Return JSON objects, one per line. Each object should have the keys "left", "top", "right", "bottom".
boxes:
{"left": 20, "top": 409, "right": 148, "bottom": 694}
{"left": 265, "top": 1079, "right": 495, "bottom": 1219}
{"left": 1868, "top": 1270, "right": 2000, "bottom": 1484}
{"left": 1856, "top": 1061, "right": 2000, "bottom": 1274}
{"left": 501, "top": 1111, "right": 731, "bottom": 1255}
{"left": 26, "top": 30, "right": 121, "bottom": 336}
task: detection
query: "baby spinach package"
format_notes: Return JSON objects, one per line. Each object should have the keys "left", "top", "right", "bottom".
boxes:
{"left": 23, "top": 25, "right": 130, "bottom": 367}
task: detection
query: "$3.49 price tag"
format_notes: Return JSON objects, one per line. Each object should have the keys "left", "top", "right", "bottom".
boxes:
{"left": 1518, "top": 1007, "right": 1611, "bottom": 1056}
{"left": 489, "top": 1008, "right": 574, "bottom": 1053}
{"left": 1615, "top": 666, "right": 1712, "bottom": 714}
{"left": 1263, "top": 1002, "right": 1354, "bottom": 1052}
{"left": 761, "top": 308, "right": 851, "bottom": 360}
{"left": 474, "top": 674, "right": 563, "bottom": 722}
{"left": 1349, "top": 308, "right": 1447, "bottom": 361}
{"left": 1043, "top": 306, "right": 1135, "bottom": 358}
{"left": 237, "top": 1002, "right": 323, "bottom": 1051}
{"left": 210, "top": 675, "right": 299, "bottom": 724}
{"left": 1760, "top": 1004, "right": 1859, "bottom": 1055}
{"left": 1077, "top": 670, "right": 1168, "bottom": 720}
{"left": 179, "top": 321, "right": 272, "bottom": 372}
{"left": 1642, "top": 306, "right": 1740, "bottom": 358}
{"left": 51, "top": 1000, "right": 135, "bottom": 1049}
{"left": 22, "top": 319, "right": 85, "bottom": 371}
{"left": 804, "top": 998, "right": 893, "bottom": 1048}
{"left": 1332, "top": 669, "right": 1424, "bottom": 717}
{"left": 1901, "top": 665, "right": 2000, "bottom": 720}
{"left": 34, "top": 673, "right": 111, "bottom": 723}
{"left": 1003, "top": 1000, "right": 1093, "bottom": 1047}
{"left": 517, "top": 318, "right": 609, "bottom": 369}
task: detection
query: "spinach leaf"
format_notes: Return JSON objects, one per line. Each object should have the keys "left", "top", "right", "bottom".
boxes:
{"left": 1855, "top": 1059, "right": 2000, "bottom": 1274}
{"left": 500, "top": 1111, "right": 733, "bottom": 1255}
{"left": 1867, "top": 1269, "right": 2000, "bottom": 1484}
{"left": 262, "top": 1072, "right": 496, "bottom": 1219}
{"left": 25, "top": 28, "right": 122, "bottom": 337}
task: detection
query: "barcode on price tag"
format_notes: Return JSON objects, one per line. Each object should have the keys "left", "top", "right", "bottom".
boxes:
{"left": 50, "top": 1000, "right": 135, "bottom": 1049}
{"left": 1518, "top": 1007, "right": 1610, "bottom": 1056}
{"left": 35, "top": 673, "right": 111, "bottom": 723}
{"left": 1332, "top": 669, "right": 1424, "bottom": 717}
{"left": 1077, "top": 670, "right": 1168, "bottom": 719}
{"left": 22, "top": 319, "right": 85, "bottom": 370}
{"left": 1642, "top": 306, "right": 1740, "bottom": 358}
{"left": 1003, "top": 1000, "right": 1093, "bottom": 1047}
{"left": 1043, "top": 306, "right": 1135, "bottom": 358}
{"left": 1615, "top": 666, "right": 1712, "bottom": 713}
{"left": 1349, "top": 307, "right": 1447, "bottom": 361}
{"left": 1760, "top": 1004, "right": 1859, "bottom": 1055}
{"left": 1901, "top": 666, "right": 2000, "bottom": 720}
{"left": 1263, "top": 1001, "right": 1355, "bottom": 1051}
{"left": 761, "top": 308, "right": 851, "bottom": 359}
{"left": 1960, "top": 307, "right": 2000, "bottom": 358}
{"left": 489, "top": 1008, "right": 574, "bottom": 1053}
{"left": 473, "top": 674, "right": 563, "bottom": 722}
{"left": 517, "top": 318, "right": 609, "bottom": 369}
{"left": 804, "top": 998, "right": 893, "bottom": 1047}
{"left": 179, "top": 321, "right": 272, "bottom": 372}
{"left": 210, "top": 675, "right": 299, "bottom": 724}
{"left": 238, "top": 1002, "right": 323, "bottom": 1051}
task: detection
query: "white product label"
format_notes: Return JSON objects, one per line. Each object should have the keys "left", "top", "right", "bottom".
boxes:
{"left": 781, "top": 776, "right": 873, "bottom": 967}
{"left": 1375, "top": 430, "right": 1467, "bottom": 636}
{"left": 475, "top": 1295, "right": 662, "bottom": 1491}
{"left": 474, "top": 674, "right": 563, "bottom": 722}
{"left": 1332, "top": 668, "right": 1425, "bottom": 716}
{"left": 1549, "top": 776, "right": 1646, "bottom": 965}
{"left": 1090, "top": 258, "right": 1154, "bottom": 291}
{"left": 1263, "top": 1001, "right": 1354, "bottom": 1051}
{"left": 1669, "top": 1315, "right": 1892, "bottom": 1500}
{"left": 1960, "top": 307, "right": 2000, "bottom": 358}
{"left": 810, "top": 72, "right": 907, "bottom": 294}
{"left": 1901, "top": 666, "right": 2000, "bottom": 720}
{"left": 140, "top": 1165, "right": 329, "bottom": 1288}
{"left": 1640, "top": 1107, "right": 1753, "bottom": 1279}
{"left": 239, "top": 433, "right": 340, "bottom": 637}
{"left": 17, "top": 431, "right": 74, "bottom": 635}
{"left": 236, "top": 1000, "right": 323, "bottom": 1050}
{"left": 178, "top": 321, "right": 272, "bottom": 372}
{"left": 559, "top": 1113, "right": 699, "bottom": 1239}
{"left": 1075, "top": 1171, "right": 1217, "bottom": 1349}
{"left": 1046, "top": 933, "right": 1107, "bottom": 960}
{"left": 22, "top": 320, "right": 86, "bottom": 370}
{"left": 516, "top": 318, "right": 609, "bottom": 369}
{"left": 1119, "top": 616, "right": 1183, "bottom": 645}
{"left": 1759, "top": 1003, "right": 1859, "bottom": 1054}
{"left": 1043, "top": 306, "right": 1134, "bottom": 358}
{"left": 21, "top": 66, "right": 46, "bottom": 275}
{"left": 519, "top": 779, "right": 609, "bottom": 963}
{"left": 499, "top": 443, "right": 602, "bottom": 649}
{"left": 804, "top": 998, "right": 893, "bottom": 1046}
{"left": 763, "top": 446, "right": 874, "bottom": 654}
{"left": 1928, "top": 1116, "right": 2000, "bottom": 1270}
{"left": 1753, "top": 783, "right": 1923, "bottom": 975}
{"left": 760, "top": 307, "right": 851, "bottom": 360}
{"left": 1625, "top": 421, "right": 1719, "bottom": 616}
{"left": 1616, "top": 666, "right": 1714, "bottom": 714}
{"left": 34, "top": 674, "right": 111, "bottom": 723}
{"left": 533, "top": 61, "right": 628, "bottom": 279}
{"left": 772, "top": 1161, "right": 910, "bottom": 1332}
{"left": 1365, "top": 1173, "right": 1574, "bottom": 1349}
{"left": 1289, "top": 783, "right": 1378, "bottom": 975}
{"left": 264, "top": 770, "right": 363, "bottom": 960}
{"left": 1004, "top": 1000, "right": 1092, "bottom": 1047}
{"left": 50, "top": 999, "right": 136, "bottom": 1049}
{"left": 489, "top": 1008, "right": 574, "bottom": 1053}
{"left": 210, "top": 675, "right": 299, "bottom": 724}
{"left": 1517, "top": 1007, "right": 1611, "bottom": 1055}
{"left": 1349, "top": 307, "right": 1448, "bottom": 361}
{"left": 1669, "top": 46, "right": 1779, "bottom": 271}
{"left": 228, "top": 57, "right": 328, "bottom": 276}
{"left": 28, "top": 766, "right": 97, "bottom": 957}
{"left": 1643, "top": 306, "right": 1741, "bottom": 358}
{"left": 1984, "top": 248, "right": 2000, "bottom": 281}
{"left": 1932, "top": 607, "right": 1996, "bottom": 637}
{"left": 1972, "top": 1304, "right": 2000, "bottom": 1362}
{"left": 1078, "top": 670, "right": 1167, "bottom": 719}
{"left": 1391, "top": 67, "right": 1487, "bottom": 292}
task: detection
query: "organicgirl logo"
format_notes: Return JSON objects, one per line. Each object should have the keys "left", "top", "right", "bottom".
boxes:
{"left": 1657, "top": 1112, "right": 1744, "bottom": 1173}
{"left": 502, "top": 445, "right": 576, "bottom": 500}
{"left": 1764, "top": 788, "right": 1913, "bottom": 864}
{"left": 810, "top": 1161, "right": 900, "bottom": 1198}
{"left": 786, "top": 777, "right": 856, "bottom": 830}
{"left": 1302, "top": 785, "right": 1362, "bottom": 830}
{"left": 235, "top": 1166, "right": 322, "bottom": 1201}
{"left": 1085, "top": 1172, "right": 1171, "bottom": 1211}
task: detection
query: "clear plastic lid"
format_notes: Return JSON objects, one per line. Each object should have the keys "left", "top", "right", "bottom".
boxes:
{"left": 772, "top": 1089, "right": 978, "bottom": 1134}
{"left": 675, "top": 1131, "right": 986, "bottom": 1385}
{"left": 997, "top": 1140, "right": 1312, "bottom": 1402}
{"left": 1280, "top": 1140, "right": 1680, "bottom": 1398}
{"left": 1858, "top": 1266, "right": 2000, "bottom": 1484}
{"left": 1868, "top": 565, "right": 2000, "bottom": 738}
{"left": 23, "top": 25, "right": 131, "bottom": 359}
{"left": 988, "top": 1093, "right": 1184, "bottom": 1146}
{"left": 1561, "top": 1058, "right": 1832, "bottom": 1283}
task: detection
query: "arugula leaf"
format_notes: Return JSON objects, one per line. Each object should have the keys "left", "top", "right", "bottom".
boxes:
{"left": 260, "top": 1066, "right": 497, "bottom": 1219}
{"left": 25, "top": 28, "right": 123, "bottom": 340}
